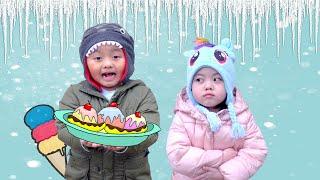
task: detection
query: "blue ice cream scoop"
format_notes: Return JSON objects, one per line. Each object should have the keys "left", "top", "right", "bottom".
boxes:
{"left": 24, "top": 104, "right": 55, "bottom": 129}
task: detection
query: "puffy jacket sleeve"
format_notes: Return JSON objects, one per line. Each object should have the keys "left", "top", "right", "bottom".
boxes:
{"left": 166, "top": 113, "right": 225, "bottom": 178}
{"left": 219, "top": 114, "right": 268, "bottom": 180}
{"left": 126, "top": 87, "right": 160, "bottom": 153}
{"left": 56, "top": 85, "right": 84, "bottom": 152}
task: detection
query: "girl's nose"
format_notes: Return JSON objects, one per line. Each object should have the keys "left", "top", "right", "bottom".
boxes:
{"left": 204, "top": 81, "right": 214, "bottom": 90}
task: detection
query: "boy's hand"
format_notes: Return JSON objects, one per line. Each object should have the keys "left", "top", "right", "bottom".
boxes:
{"left": 80, "top": 139, "right": 103, "bottom": 148}
{"left": 104, "top": 146, "right": 128, "bottom": 153}
{"left": 222, "top": 148, "right": 237, "bottom": 163}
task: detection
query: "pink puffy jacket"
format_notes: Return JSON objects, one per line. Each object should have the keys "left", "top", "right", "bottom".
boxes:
{"left": 166, "top": 88, "right": 267, "bottom": 180}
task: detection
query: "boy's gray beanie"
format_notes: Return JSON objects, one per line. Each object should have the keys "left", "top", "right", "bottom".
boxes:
{"left": 79, "top": 23, "right": 135, "bottom": 82}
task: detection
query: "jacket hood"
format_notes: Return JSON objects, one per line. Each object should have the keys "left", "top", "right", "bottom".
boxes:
{"left": 174, "top": 87, "right": 249, "bottom": 123}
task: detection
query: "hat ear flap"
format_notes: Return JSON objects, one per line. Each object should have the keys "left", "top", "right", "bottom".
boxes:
{"left": 221, "top": 38, "right": 233, "bottom": 51}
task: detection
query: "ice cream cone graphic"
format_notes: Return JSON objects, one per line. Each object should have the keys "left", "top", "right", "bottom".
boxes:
{"left": 24, "top": 104, "right": 66, "bottom": 177}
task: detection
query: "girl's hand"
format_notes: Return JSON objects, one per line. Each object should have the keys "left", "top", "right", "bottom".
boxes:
{"left": 195, "top": 167, "right": 223, "bottom": 180}
{"left": 222, "top": 148, "right": 237, "bottom": 163}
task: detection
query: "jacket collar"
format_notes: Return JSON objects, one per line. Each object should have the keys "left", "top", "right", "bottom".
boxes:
{"left": 79, "top": 80, "right": 145, "bottom": 100}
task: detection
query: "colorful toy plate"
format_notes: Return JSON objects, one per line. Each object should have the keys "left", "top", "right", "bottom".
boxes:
{"left": 55, "top": 110, "right": 160, "bottom": 146}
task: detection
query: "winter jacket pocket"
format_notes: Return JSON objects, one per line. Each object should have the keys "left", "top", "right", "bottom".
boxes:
{"left": 125, "top": 150, "right": 151, "bottom": 180}
{"left": 66, "top": 149, "right": 91, "bottom": 180}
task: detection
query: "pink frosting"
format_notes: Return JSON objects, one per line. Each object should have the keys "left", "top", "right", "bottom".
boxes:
{"left": 124, "top": 117, "right": 146, "bottom": 130}
{"left": 32, "top": 119, "right": 57, "bottom": 142}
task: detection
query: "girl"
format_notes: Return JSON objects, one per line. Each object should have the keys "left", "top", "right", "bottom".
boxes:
{"left": 166, "top": 38, "right": 267, "bottom": 180}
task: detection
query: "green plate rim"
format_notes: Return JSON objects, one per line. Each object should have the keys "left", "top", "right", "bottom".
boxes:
{"left": 54, "top": 110, "right": 160, "bottom": 137}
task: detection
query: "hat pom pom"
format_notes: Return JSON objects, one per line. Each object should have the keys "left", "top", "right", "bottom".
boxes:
{"left": 228, "top": 103, "right": 245, "bottom": 139}
{"left": 196, "top": 104, "right": 221, "bottom": 132}
{"left": 231, "top": 121, "right": 245, "bottom": 139}
{"left": 207, "top": 112, "right": 221, "bottom": 132}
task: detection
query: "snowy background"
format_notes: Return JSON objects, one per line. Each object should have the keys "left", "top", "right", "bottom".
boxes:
{"left": 1, "top": 0, "right": 320, "bottom": 179}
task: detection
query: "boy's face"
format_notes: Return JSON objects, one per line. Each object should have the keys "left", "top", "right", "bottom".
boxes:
{"left": 86, "top": 44, "right": 125, "bottom": 91}
{"left": 192, "top": 67, "right": 226, "bottom": 111}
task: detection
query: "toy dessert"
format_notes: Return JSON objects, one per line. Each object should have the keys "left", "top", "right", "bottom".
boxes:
{"left": 124, "top": 112, "right": 147, "bottom": 133}
{"left": 67, "top": 103, "right": 106, "bottom": 132}
{"left": 97, "top": 102, "right": 147, "bottom": 134}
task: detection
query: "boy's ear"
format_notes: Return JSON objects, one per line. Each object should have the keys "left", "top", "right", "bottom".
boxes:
{"left": 183, "top": 50, "right": 196, "bottom": 57}
{"left": 221, "top": 38, "right": 233, "bottom": 51}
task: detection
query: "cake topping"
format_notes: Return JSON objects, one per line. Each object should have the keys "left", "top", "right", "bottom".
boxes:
{"left": 135, "top": 112, "right": 141, "bottom": 118}
{"left": 109, "top": 102, "right": 118, "bottom": 108}
{"left": 83, "top": 103, "right": 93, "bottom": 111}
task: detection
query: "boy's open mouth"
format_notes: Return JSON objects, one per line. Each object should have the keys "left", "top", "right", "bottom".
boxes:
{"left": 102, "top": 72, "right": 116, "bottom": 80}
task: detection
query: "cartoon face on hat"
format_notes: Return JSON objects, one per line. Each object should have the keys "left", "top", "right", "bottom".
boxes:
{"left": 185, "top": 37, "right": 236, "bottom": 106}
{"left": 184, "top": 37, "right": 245, "bottom": 139}
{"left": 79, "top": 23, "right": 135, "bottom": 91}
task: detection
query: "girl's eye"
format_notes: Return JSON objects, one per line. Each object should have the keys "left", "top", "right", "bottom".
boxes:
{"left": 194, "top": 78, "right": 203, "bottom": 83}
{"left": 190, "top": 51, "right": 200, "bottom": 66}
{"left": 213, "top": 77, "right": 223, "bottom": 82}
{"left": 214, "top": 50, "right": 228, "bottom": 64}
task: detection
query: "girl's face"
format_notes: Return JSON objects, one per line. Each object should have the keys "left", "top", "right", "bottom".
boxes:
{"left": 86, "top": 44, "right": 126, "bottom": 91}
{"left": 192, "top": 67, "right": 226, "bottom": 112}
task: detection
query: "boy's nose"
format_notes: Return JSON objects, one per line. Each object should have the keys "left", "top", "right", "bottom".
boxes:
{"left": 102, "top": 58, "right": 113, "bottom": 68}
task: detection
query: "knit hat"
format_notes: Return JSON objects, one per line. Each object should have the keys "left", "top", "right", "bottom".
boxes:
{"left": 79, "top": 23, "right": 135, "bottom": 91}
{"left": 184, "top": 37, "right": 245, "bottom": 139}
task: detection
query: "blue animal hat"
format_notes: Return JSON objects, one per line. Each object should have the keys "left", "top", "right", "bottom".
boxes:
{"left": 185, "top": 37, "right": 245, "bottom": 139}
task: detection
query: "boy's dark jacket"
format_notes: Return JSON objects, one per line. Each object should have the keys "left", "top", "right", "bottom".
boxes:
{"left": 56, "top": 79, "right": 160, "bottom": 180}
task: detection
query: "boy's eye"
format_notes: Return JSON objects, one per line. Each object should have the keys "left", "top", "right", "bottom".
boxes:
{"left": 95, "top": 56, "right": 102, "bottom": 60}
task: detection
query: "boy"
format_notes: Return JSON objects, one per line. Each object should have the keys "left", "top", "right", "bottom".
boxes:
{"left": 56, "top": 23, "right": 160, "bottom": 180}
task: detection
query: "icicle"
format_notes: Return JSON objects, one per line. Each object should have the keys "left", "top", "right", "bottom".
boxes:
{"left": 1, "top": 3, "right": 8, "bottom": 63}
{"left": 184, "top": 0, "right": 189, "bottom": 42}
{"left": 49, "top": 0, "right": 53, "bottom": 61}
{"left": 18, "top": 0, "right": 23, "bottom": 47}
{"left": 65, "top": 2, "right": 70, "bottom": 50}
{"left": 34, "top": 0, "right": 39, "bottom": 45}
{"left": 211, "top": 3, "right": 216, "bottom": 43}
{"left": 265, "top": 0, "right": 270, "bottom": 45}
{"left": 134, "top": 1, "right": 139, "bottom": 41}
{"left": 144, "top": 0, "right": 149, "bottom": 52}
{"left": 217, "top": 0, "right": 223, "bottom": 44}
{"left": 251, "top": 0, "right": 256, "bottom": 61}
{"left": 235, "top": 1, "right": 240, "bottom": 46}
{"left": 308, "top": 0, "right": 314, "bottom": 43}
{"left": 43, "top": 8, "right": 48, "bottom": 51}
{"left": 178, "top": 0, "right": 183, "bottom": 53}
{"left": 166, "top": 0, "right": 173, "bottom": 41}
{"left": 156, "top": 0, "right": 160, "bottom": 53}
{"left": 275, "top": 0, "right": 280, "bottom": 56}
{"left": 73, "top": 5, "right": 76, "bottom": 43}
{"left": 150, "top": 0, "right": 156, "bottom": 42}
{"left": 257, "top": 1, "right": 262, "bottom": 49}
{"left": 316, "top": 0, "right": 319, "bottom": 53}
{"left": 58, "top": 3, "right": 64, "bottom": 61}
{"left": 241, "top": 1, "right": 246, "bottom": 64}
{"left": 24, "top": 0, "right": 30, "bottom": 58}
{"left": 297, "top": 0, "right": 303, "bottom": 64}
{"left": 195, "top": 0, "right": 200, "bottom": 37}
{"left": 83, "top": 0, "right": 88, "bottom": 31}
{"left": 281, "top": 0, "right": 287, "bottom": 47}
{"left": 8, "top": 1, "right": 15, "bottom": 51}
{"left": 123, "top": 0, "right": 127, "bottom": 28}
{"left": 227, "top": 1, "right": 233, "bottom": 40}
